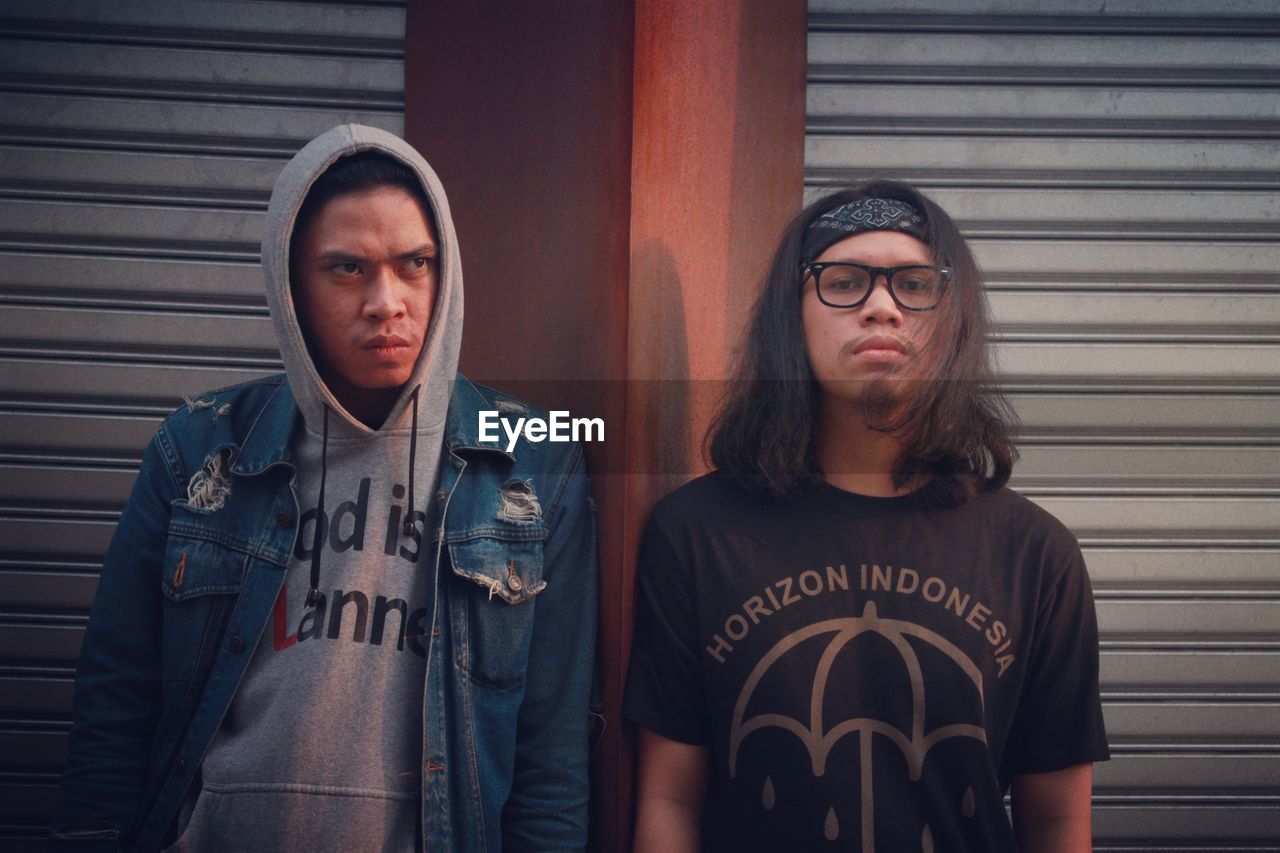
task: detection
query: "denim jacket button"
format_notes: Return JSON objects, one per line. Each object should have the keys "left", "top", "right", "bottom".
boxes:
{"left": 276, "top": 512, "right": 292, "bottom": 527}
{"left": 229, "top": 635, "right": 245, "bottom": 654}
{"left": 507, "top": 574, "right": 522, "bottom": 592}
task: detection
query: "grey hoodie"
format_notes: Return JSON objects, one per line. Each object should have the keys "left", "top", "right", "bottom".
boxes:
{"left": 166, "top": 125, "right": 463, "bottom": 852}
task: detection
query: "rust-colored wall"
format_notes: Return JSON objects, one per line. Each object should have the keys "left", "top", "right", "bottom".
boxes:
{"left": 403, "top": 5, "right": 634, "bottom": 388}
{"left": 626, "top": 0, "right": 808, "bottom": 524}
{"left": 405, "top": 2, "right": 806, "bottom": 849}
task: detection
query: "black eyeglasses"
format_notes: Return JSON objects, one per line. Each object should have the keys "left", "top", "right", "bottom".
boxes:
{"left": 802, "top": 261, "right": 951, "bottom": 311}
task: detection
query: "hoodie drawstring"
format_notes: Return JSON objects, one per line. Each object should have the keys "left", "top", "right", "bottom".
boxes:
{"left": 403, "top": 385, "right": 419, "bottom": 536}
{"left": 305, "top": 390, "right": 418, "bottom": 605}
{"left": 306, "top": 405, "right": 329, "bottom": 606}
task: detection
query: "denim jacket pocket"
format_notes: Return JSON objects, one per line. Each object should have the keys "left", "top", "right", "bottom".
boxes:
{"left": 160, "top": 538, "right": 246, "bottom": 601}
{"left": 159, "top": 529, "right": 247, "bottom": 685}
{"left": 448, "top": 535, "right": 546, "bottom": 690}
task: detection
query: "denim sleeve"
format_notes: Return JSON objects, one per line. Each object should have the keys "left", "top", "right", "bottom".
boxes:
{"left": 50, "top": 432, "right": 180, "bottom": 852}
{"left": 501, "top": 447, "right": 598, "bottom": 851}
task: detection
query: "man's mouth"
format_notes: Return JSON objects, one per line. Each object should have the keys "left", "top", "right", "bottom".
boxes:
{"left": 851, "top": 335, "right": 909, "bottom": 358}
{"left": 364, "top": 334, "right": 414, "bottom": 356}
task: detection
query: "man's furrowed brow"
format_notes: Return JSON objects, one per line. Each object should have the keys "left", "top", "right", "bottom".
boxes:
{"left": 396, "top": 243, "right": 438, "bottom": 260}
{"left": 317, "top": 250, "right": 364, "bottom": 264}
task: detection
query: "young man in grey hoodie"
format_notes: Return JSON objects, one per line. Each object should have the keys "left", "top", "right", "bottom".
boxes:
{"left": 51, "top": 125, "right": 599, "bottom": 852}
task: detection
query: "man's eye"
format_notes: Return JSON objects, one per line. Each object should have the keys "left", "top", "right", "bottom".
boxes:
{"left": 403, "top": 257, "right": 430, "bottom": 273}
{"left": 827, "top": 276, "right": 859, "bottom": 291}
{"left": 898, "top": 276, "right": 933, "bottom": 293}
{"left": 331, "top": 262, "right": 361, "bottom": 276}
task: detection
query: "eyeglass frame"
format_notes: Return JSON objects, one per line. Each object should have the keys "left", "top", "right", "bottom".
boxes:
{"left": 801, "top": 261, "right": 952, "bottom": 312}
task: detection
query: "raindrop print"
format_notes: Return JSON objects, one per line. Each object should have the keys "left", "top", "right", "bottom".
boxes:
{"left": 824, "top": 806, "right": 839, "bottom": 841}
{"left": 762, "top": 776, "right": 775, "bottom": 810}
{"left": 922, "top": 823, "right": 934, "bottom": 853}
{"left": 962, "top": 785, "right": 975, "bottom": 818}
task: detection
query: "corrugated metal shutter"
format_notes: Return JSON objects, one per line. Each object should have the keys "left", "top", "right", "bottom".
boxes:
{"left": 0, "top": 2, "right": 404, "bottom": 848}
{"left": 807, "top": 1, "right": 1279, "bottom": 849}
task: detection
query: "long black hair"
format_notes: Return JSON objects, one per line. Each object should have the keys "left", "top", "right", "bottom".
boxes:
{"left": 706, "top": 179, "right": 1016, "bottom": 505}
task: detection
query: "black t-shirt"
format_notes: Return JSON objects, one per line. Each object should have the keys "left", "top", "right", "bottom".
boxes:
{"left": 623, "top": 474, "right": 1109, "bottom": 853}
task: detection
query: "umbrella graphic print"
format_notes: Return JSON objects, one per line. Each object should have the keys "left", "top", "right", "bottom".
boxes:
{"left": 729, "top": 601, "right": 987, "bottom": 851}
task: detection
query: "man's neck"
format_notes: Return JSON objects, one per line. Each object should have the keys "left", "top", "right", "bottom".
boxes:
{"left": 327, "top": 378, "right": 401, "bottom": 430}
{"left": 813, "top": 397, "right": 918, "bottom": 498}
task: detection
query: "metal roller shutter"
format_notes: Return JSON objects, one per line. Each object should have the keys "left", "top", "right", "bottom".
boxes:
{"left": 807, "top": 1, "right": 1280, "bottom": 849}
{"left": 0, "top": 2, "right": 404, "bottom": 848}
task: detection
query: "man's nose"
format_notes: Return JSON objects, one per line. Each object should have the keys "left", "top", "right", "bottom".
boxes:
{"left": 859, "top": 275, "right": 903, "bottom": 325}
{"left": 364, "top": 267, "right": 406, "bottom": 319}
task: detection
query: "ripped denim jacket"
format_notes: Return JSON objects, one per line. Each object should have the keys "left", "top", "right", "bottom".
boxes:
{"left": 50, "top": 374, "right": 599, "bottom": 852}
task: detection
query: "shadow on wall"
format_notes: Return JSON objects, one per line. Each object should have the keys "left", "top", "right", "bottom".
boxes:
{"left": 630, "top": 236, "right": 699, "bottom": 495}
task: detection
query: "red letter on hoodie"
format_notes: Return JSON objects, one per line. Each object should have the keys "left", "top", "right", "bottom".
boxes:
{"left": 273, "top": 584, "right": 298, "bottom": 650}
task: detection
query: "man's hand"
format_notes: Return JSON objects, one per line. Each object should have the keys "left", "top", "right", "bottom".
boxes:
{"left": 1011, "top": 762, "right": 1095, "bottom": 853}
{"left": 633, "top": 728, "right": 708, "bottom": 853}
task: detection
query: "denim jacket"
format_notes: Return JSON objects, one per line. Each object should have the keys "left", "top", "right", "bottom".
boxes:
{"left": 50, "top": 374, "right": 598, "bottom": 852}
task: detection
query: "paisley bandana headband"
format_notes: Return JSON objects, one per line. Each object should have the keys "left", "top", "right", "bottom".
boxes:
{"left": 802, "top": 197, "right": 927, "bottom": 261}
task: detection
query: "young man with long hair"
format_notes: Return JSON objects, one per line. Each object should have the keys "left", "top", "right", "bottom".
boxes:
{"left": 624, "top": 181, "right": 1108, "bottom": 852}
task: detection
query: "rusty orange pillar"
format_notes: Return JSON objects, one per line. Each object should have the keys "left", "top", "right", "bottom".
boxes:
{"left": 405, "top": 2, "right": 806, "bottom": 849}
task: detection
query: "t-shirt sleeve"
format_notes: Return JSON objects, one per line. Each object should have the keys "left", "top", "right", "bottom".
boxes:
{"left": 622, "top": 510, "right": 710, "bottom": 745}
{"left": 1004, "top": 535, "right": 1111, "bottom": 776}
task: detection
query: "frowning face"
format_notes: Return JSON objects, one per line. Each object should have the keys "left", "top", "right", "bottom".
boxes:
{"left": 292, "top": 185, "right": 438, "bottom": 422}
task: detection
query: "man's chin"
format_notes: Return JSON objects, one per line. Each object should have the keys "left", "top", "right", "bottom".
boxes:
{"left": 822, "top": 373, "right": 918, "bottom": 401}
{"left": 353, "top": 363, "right": 418, "bottom": 391}
{"left": 325, "top": 368, "right": 416, "bottom": 401}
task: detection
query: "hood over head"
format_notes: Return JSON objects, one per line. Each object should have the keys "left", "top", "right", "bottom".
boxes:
{"left": 261, "top": 123, "right": 463, "bottom": 437}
